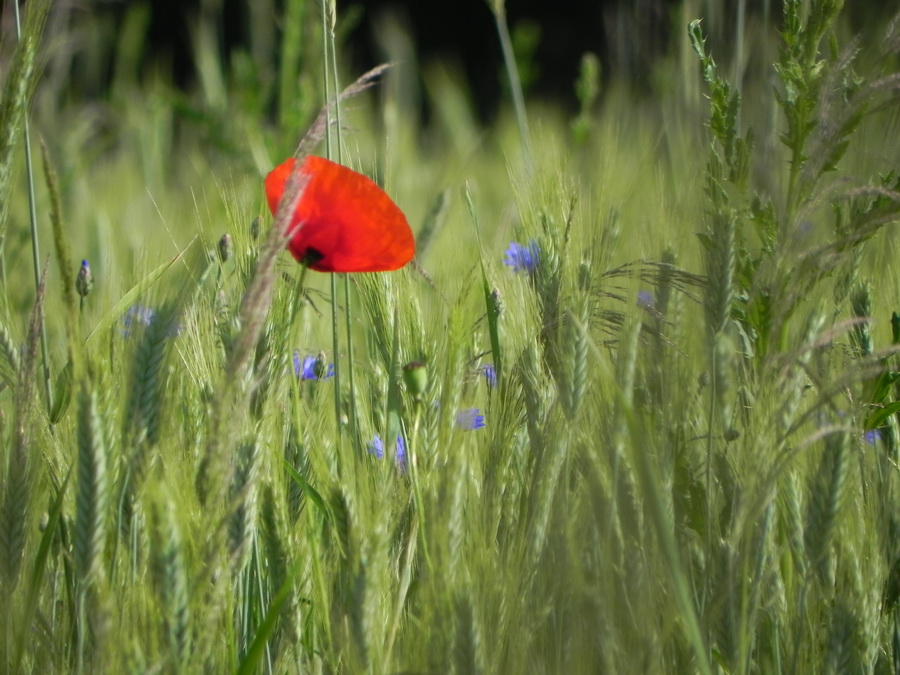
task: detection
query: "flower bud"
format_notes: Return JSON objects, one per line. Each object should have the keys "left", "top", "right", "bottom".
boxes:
{"left": 403, "top": 361, "right": 428, "bottom": 401}
{"left": 217, "top": 233, "right": 233, "bottom": 263}
{"left": 75, "top": 260, "right": 93, "bottom": 297}
{"left": 490, "top": 288, "right": 504, "bottom": 317}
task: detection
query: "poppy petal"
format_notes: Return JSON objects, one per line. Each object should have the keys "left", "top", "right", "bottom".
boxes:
{"left": 265, "top": 156, "right": 415, "bottom": 273}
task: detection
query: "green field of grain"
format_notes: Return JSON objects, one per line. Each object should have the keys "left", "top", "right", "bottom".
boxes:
{"left": 2, "top": 0, "right": 900, "bottom": 672}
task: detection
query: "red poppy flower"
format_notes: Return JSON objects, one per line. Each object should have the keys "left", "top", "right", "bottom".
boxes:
{"left": 265, "top": 155, "right": 415, "bottom": 273}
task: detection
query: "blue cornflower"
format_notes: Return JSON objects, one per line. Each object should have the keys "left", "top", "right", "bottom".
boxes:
{"left": 456, "top": 408, "right": 486, "bottom": 430}
{"left": 865, "top": 429, "right": 882, "bottom": 445}
{"left": 125, "top": 305, "right": 154, "bottom": 329}
{"left": 121, "top": 305, "right": 182, "bottom": 338}
{"left": 122, "top": 305, "right": 156, "bottom": 337}
{"left": 637, "top": 290, "right": 654, "bottom": 309}
{"left": 294, "top": 352, "right": 334, "bottom": 380}
{"left": 481, "top": 364, "right": 497, "bottom": 388}
{"left": 368, "top": 435, "right": 385, "bottom": 459}
{"left": 395, "top": 435, "right": 407, "bottom": 472}
{"left": 503, "top": 240, "right": 539, "bottom": 274}
{"left": 367, "top": 434, "right": 406, "bottom": 470}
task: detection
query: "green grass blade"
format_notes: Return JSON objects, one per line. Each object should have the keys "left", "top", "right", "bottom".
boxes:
{"left": 236, "top": 560, "right": 302, "bottom": 675}
{"left": 84, "top": 242, "right": 193, "bottom": 344}
{"left": 12, "top": 467, "right": 72, "bottom": 672}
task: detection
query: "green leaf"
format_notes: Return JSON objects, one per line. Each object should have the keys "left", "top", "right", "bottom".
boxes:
{"left": 48, "top": 361, "right": 72, "bottom": 424}
{"left": 13, "top": 466, "right": 72, "bottom": 673}
{"left": 864, "top": 402, "right": 900, "bottom": 432}
{"left": 236, "top": 559, "right": 302, "bottom": 675}
{"left": 869, "top": 371, "right": 900, "bottom": 406}
{"left": 85, "top": 241, "right": 194, "bottom": 344}
{"left": 283, "top": 460, "right": 329, "bottom": 520}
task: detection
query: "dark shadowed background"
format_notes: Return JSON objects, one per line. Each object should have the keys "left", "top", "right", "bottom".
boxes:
{"left": 25, "top": 0, "right": 897, "bottom": 128}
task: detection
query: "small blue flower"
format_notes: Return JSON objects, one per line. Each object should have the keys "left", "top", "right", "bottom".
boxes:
{"left": 125, "top": 305, "right": 155, "bottom": 329}
{"left": 865, "top": 429, "right": 882, "bottom": 445}
{"left": 503, "top": 240, "right": 539, "bottom": 274}
{"left": 121, "top": 304, "right": 156, "bottom": 337}
{"left": 637, "top": 290, "right": 654, "bottom": 309}
{"left": 368, "top": 434, "right": 406, "bottom": 470}
{"left": 368, "top": 435, "right": 385, "bottom": 459}
{"left": 122, "top": 304, "right": 182, "bottom": 337}
{"left": 395, "top": 435, "right": 407, "bottom": 472}
{"left": 481, "top": 364, "right": 497, "bottom": 388}
{"left": 456, "top": 408, "right": 486, "bottom": 430}
{"left": 294, "top": 353, "right": 334, "bottom": 380}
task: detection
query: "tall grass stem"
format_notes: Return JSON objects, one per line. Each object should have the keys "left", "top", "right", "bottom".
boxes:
{"left": 491, "top": 2, "right": 532, "bottom": 172}
{"left": 14, "top": 1, "right": 52, "bottom": 411}
{"left": 321, "top": 1, "right": 345, "bottom": 443}
{"left": 329, "top": 20, "right": 362, "bottom": 451}
{"left": 733, "top": 0, "right": 746, "bottom": 129}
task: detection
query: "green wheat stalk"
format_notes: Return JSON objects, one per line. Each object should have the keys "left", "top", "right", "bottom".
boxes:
{"left": 825, "top": 600, "right": 861, "bottom": 674}
{"left": 228, "top": 439, "right": 261, "bottom": 572}
{"left": 123, "top": 300, "right": 179, "bottom": 514}
{"left": 259, "top": 484, "right": 291, "bottom": 648}
{"left": 519, "top": 341, "right": 546, "bottom": 462}
{"left": 0, "top": 318, "right": 19, "bottom": 393}
{"left": 0, "top": 407, "right": 28, "bottom": 597}
{"left": 805, "top": 429, "right": 850, "bottom": 585}
{"left": 0, "top": 265, "right": 46, "bottom": 593}
{"left": 559, "top": 265, "right": 590, "bottom": 420}
{"left": 623, "top": 404, "right": 713, "bottom": 675}
{"left": 201, "top": 165, "right": 311, "bottom": 508}
{"left": 149, "top": 489, "right": 191, "bottom": 666}
{"left": 74, "top": 380, "right": 109, "bottom": 586}
{"left": 40, "top": 139, "right": 76, "bottom": 319}
{"left": 607, "top": 317, "right": 643, "bottom": 553}
{"left": 0, "top": 0, "right": 51, "bottom": 243}
{"left": 453, "top": 593, "right": 485, "bottom": 674}
{"left": 447, "top": 431, "right": 470, "bottom": 575}
{"left": 525, "top": 410, "right": 568, "bottom": 568}
{"left": 849, "top": 282, "right": 874, "bottom": 358}
{"left": 11, "top": 0, "right": 53, "bottom": 411}
{"left": 776, "top": 307, "right": 825, "bottom": 435}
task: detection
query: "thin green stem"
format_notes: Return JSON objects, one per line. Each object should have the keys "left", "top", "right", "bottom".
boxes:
{"left": 322, "top": 3, "right": 334, "bottom": 159}
{"left": 703, "top": 333, "right": 719, "bottom": 663}
{"left": 343, "top": 280, "right": 359, "bottom": 443}
{"left": 733, "top": 0, "right": 746, "bottom": 130}
{"left": 0, "top": 241, "right": 6, "bottom": 301}
{"left": 320, "top": 1, "right": 343, "bottom": 444}
{"left": 329, "top": 23, "right": 361, "bottom": 452}
{"left": 329, "top": 28, "right": 344, "bottom": 160}
{"left": 491, "top": 3, "right": 532, "bottom": 172}
{"left": 407, "top": 401, "right": 432, "bottom": 572}
{"left": 785, "top": 141, "right": 802, "bottom": 225}
{"left": 330, "top": 268, "right": 342, "bottom": 443}
{"left": 14, "top": 0, "right": 52, "bottom": 412}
